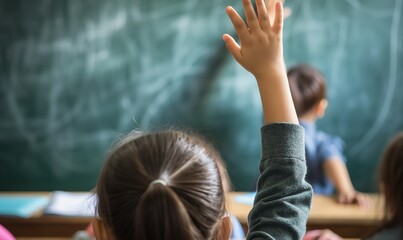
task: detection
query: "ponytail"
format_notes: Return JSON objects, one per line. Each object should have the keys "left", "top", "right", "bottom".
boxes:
{"left": 134, "top": 184, "right": 202, "bottom": 240}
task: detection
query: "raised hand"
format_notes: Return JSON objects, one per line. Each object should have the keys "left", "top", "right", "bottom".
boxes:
{"left": 223, "top": 0, "right": 298, "bottom": 124}
{"left": 223, "top": 0, "right": 284, "bottom": 79}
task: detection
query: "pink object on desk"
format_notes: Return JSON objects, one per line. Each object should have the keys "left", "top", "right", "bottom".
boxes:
{"left": 0, "top": 224, "right": 15, "bottom": 240}
{"left": 304, "top": 230, "right": 342, "bottom": 240}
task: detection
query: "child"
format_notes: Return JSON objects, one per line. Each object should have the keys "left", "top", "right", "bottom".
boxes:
{"left": 287, "top": 64, "right": 368, "bottom": 206}
{"left": 304, "top": 132, "right": 403, "bottom": 240}
{"left": 367, "top": 132, "right": 403, "bottom": 239}
{"left": 92, "top": 1, "right": 312, "bottom": 239}
{"left": 78, "top": 150, "right": 245, "bottom": 240}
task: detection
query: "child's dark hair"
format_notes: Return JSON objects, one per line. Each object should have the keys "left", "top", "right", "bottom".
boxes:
{"left": 95, "top": 130, "right": 227, "bottom": 240}
{"left": 379, "top": 132, "right": 403, "bottom": 230}
{"left": 287, "top": 64, "right": 327, "bottom": 117}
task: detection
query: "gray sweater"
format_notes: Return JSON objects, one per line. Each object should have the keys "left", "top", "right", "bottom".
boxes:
{"left": 247, "top": 123, "right": 313, "bottom": 240}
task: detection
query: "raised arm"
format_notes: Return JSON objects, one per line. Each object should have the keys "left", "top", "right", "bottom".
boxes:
{"left": 224, "top": 1, "right": 312, "bottom": 239}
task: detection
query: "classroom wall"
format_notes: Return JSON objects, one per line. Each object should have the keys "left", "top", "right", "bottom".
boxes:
{"left": 0, "top": 0, "right": 402, "bottom": 191}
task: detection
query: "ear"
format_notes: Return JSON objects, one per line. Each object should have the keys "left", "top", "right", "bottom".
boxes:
{"left": 92, "top": 218, "right": 115, "bottom": 240}
{"left": 315, "top": 99, "right": 328, "bottom": 118}
{"left": 216, "top": 215, "right": 232, "bottom": 240}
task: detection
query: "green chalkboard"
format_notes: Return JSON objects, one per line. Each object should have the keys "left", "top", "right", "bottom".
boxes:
{"left": 1, "top": 0, "right": 402, "bottom": 192}
{"left": 284, "top": 0, "right": 403, "bottom": 192}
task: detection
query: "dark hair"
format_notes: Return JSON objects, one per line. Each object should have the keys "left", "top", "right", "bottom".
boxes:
{"left": 95, "top": 130, "right": 226, "bottom": 240}
{"left": 379, "top": 132, "right": 403, "bottom": 230}
{"left": 287, "top": 64, "right": 327, "bottom": 117}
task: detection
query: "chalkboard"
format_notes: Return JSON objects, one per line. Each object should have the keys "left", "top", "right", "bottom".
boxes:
{"left": 0, "top": 0, "right": 402, "bottom": 192}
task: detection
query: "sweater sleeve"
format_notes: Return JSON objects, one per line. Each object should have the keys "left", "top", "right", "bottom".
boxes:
{"left": 247, "top": 123, "right": 313, "bottom": 240}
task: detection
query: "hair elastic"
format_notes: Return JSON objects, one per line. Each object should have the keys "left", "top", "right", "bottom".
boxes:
{"left": 149, "top": 179, "right": 167, "bottom": 187}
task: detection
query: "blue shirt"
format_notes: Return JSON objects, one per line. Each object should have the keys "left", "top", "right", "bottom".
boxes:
{"left": 230, "top": 214, "right": 245, "bottom": 240}
{"left": 300, "top": 121, "right": 345, "bottom": 195}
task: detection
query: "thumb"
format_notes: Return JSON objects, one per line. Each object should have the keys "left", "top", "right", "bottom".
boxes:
{"left": 223, "top": 34, "right": 242, "bottom": 63}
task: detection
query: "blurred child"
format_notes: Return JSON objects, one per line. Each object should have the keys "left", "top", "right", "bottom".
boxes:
{"left": 367, "top": 132, "right": 403, "bottom": 239}
{"left": 304, "top": 132, "right": 403, "bottom": 240}
{"left": 287, "top": 64, "right": 368, "bottom": 206}
{"left": 91, "top": 1, "right": 312, "bottom": 239}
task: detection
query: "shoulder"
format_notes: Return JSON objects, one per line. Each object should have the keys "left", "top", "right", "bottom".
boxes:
{"left": 301, "top": 122, "right": 343, "bottom": 149}
{"left": 316, "top": 131, "right": 343, "bottom": 146}
{"left": 315, "top": 130, "right": 345, "bottom": 161}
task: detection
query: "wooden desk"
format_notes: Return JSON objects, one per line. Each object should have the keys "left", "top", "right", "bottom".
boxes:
{"left": 228, "top": 192, "right": 384, "bottom": 239}
{"left": 1, "top": 192, "right": 383, "bottom": 239}
{"left": 0, "top": 192, "right": 91, "bottom": 237}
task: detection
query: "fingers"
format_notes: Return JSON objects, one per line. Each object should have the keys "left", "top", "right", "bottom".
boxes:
{"left": 271, "top": 1, "right": 283, "bottom": 33}
{"left": 337, "top": 194, "right": 347, "bottom": 204}
{"left": 338, "top": 192, "right": 356, "bottom": 205}
{"left": 242, "top": 0, "right": 260, "bottom": 31}
{"left": 317, "top": 230, "right": 343, "bottom": 240}
{"left": 338, "top": 191, "right": 372, "bottom": 208}
{"left": 355, "top": 193, "right": 371, "bottom": 208}
{"left": 265, "top": 0, "right": 276, "bottom": 24}
{"left": 304, "top": 230, "right": 322, "bottom": 240}
{"left": 226, "top": 6, "right": 249, "bottom": 41}
{"left": 222, "top": 34, "right": 242, "bottom": 63}
{"left": 256, "top": 0, "right": 271, "bottom": 30}
{"left": 227, "top": 1, "right": 281, "bottom": 37}
{"left": 306, "top": 229, "right": 342, "bottom": 240}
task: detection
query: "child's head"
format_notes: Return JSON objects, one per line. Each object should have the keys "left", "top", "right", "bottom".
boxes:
{"left": 379, "top": 132, "right": 403, "bottom": 226}
{"left": 94, "top": 130, "right": 231, "bottom": 240}
{"left": 287, "top": 64, "right": 328, "bottom": 120}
